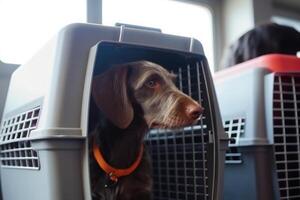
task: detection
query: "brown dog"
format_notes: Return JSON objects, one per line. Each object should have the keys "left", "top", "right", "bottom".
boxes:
{"left": 89, "top": 61, "right": 203, "bottom": 200}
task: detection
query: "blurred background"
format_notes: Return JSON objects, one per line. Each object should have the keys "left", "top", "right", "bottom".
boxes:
{"left": 0, "top": 0, "right": 299, "bottom": 73}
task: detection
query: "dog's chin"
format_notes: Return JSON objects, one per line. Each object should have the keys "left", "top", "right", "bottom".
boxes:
{"left": 150, "top": 119, "right": 199, "bottom": 129}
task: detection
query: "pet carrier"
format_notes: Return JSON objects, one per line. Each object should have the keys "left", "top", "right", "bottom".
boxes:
{"left": 0, "top": 23, "right": 227, "bottom": 200}
{"left": 214, "top": 54, "right": 300, "bottom": 200}
{"left": 0, "top": 61, "right": 18, "bottom": 200}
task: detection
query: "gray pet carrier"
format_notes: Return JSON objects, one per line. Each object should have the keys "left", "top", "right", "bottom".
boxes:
{"left": 0, "top": 61, "right": 18, "bottom": 200}
{"left": 214, "top": 54, "right": 300, "bottom": 200}
{"left": 0, "top": 23, "right": 227, "bottom": 200}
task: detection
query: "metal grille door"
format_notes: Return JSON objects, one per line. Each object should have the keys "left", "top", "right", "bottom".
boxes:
{"left": 273, "top": 74, "right": 300, "bottom": 199}
{"left": 146, "top": 61, "right": 213, "bottom": 200}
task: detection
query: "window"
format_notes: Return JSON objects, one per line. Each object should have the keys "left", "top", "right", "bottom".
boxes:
{"left": 272, "top": 16, "right": 300, "bottom": 31}
{"left": 0, "top": 0, "right": 86, "bottom": 64}
{"left": 102, "top": 0, "right": 214, "bottom": 71}
{"left": 0, "top": 0, "right": 214, "bottom": 69}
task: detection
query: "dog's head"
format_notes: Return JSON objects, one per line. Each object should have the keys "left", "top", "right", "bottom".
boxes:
{"left": 92, "top": 61, "right": 203, "bottom": 129}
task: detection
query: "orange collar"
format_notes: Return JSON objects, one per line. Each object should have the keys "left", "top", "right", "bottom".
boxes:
{"left": 93, "top": 141, "right": 144, "bottom": 183}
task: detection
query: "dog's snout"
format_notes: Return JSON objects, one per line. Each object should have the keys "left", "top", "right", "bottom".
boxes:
{"left": 186, "top": 103, "right": 203, "bottom": 120}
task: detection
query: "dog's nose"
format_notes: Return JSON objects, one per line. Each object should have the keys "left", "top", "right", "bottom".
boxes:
{"left": 186, "top": 103, "right": 203, "bottom": 120}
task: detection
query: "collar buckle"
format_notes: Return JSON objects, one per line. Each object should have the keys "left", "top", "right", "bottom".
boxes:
{"left": 104, "top": 172, "right": 118, "bottom": 188}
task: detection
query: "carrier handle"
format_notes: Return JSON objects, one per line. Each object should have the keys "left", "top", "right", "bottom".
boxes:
{"left": 116, "top": 23, "right": 162, "bottom": 42}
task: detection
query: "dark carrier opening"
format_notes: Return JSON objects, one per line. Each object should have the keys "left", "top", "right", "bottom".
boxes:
{"left": 88, "top": 41, "right": 217, "bottom": 200}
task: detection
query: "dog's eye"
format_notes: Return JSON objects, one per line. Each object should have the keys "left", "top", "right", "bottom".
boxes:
{"left": 145, "top": 80, "right": 159, "bottom": 89}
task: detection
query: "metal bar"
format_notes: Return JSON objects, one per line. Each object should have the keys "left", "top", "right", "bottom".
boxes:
{"left": 164, "top": 129, "right": 170, "bottom": 199}
{"left": 180, "top": 66, "right": 188, "bottom": 200}
{"left": 173, "top": 67, "right": 183, "bottom": 200}
{"left": 187, "top": 63, "right": 197, "bottom": 199}
{"left": 155, "top": 128, "right": 162, "bottom": 198}
{"left": 197, "top": 61, "right": 207, "bottom": 200}
{"left": 278, "top": 75, "right": 290, "bottom": 198}
{"left": 291, "top": 76, "right": 300, "bottom": 195}
{"left": 281, "top": 195, "right": 300, "bottom": 199}
{"left": 277, "top": 168, "right": 300, "bottom": 172}
{"left": 276, "top": 160, "right": 300, "bottom": 164}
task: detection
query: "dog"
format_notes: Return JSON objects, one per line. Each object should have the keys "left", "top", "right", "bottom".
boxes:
{"left": 89, "top": 60, "right": 203, "bottom": 200}
{"left": 222, "top": 23, "right": 300, "bottom": 68}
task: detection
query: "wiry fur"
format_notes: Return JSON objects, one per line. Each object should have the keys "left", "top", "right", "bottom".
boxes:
{"left": 89, "top": 61, "right": 202, "bottom": 200}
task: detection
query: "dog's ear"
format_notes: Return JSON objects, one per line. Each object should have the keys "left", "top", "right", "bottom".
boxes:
{"left": 92, "top": 65, "right": 134, "bottom": 129}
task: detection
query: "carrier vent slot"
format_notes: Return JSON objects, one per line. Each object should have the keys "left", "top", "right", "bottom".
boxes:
{"left": 145, "top": 61, "right": 212, "bottom": 200}
{"left": 223, "top": 118, "right": 245, "bottom": 164}
{"left": 0, "top": 107, "right": 41, "bottom": 170}
{"left": 273, "top": 74, "right": 300, "bottom": 200}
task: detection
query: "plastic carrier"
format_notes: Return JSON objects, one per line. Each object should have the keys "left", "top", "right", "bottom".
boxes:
{"left": 0, "top": 23, "right": 227, "bottom": 200}
{"left": 0, "top": 61, "right": 18, "bottom": 200}
{"left": 214, "top": 54, "right": 300, "bottom": 200}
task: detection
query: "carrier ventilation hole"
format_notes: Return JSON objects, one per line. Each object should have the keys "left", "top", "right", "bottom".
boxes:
{"left": 223, "top": 118, "right": 245, "bottom": 164}
{"left": 0, "top": 107, "right": 41, "bottom": 170}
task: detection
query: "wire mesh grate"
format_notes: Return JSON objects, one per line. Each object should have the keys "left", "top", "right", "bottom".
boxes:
{"left": 0, "top": 107, "right": 41, "bottom": 170}
{"left": 223, "top": 118, "right": 245, "bottom": 164}
{"left": 145, "top": 61, "right": 212, "bottom": 200}
{"left": 273, "top": 74, "right": 300, "bottom": 199}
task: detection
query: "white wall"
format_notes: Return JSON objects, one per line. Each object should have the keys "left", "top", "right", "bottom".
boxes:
{"left": 222, "top": 0, "right": 254, "bottom": 50}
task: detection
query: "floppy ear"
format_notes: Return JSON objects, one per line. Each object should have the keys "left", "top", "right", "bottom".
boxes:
{"left": 92, "top": 65, "right": 134, "bottom": 129}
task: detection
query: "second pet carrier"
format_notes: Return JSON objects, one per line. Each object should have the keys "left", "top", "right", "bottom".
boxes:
{"left": 214, "top": 54, "right": 300, "bottom": 200}
{"left": 0, "top": 23, "right": 227, "bottom": 200}
{"left": 0, "top": 61, "right": 18, "bottom": 200}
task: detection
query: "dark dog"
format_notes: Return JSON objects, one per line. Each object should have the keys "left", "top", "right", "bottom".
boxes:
{"left": 222, "top": 23, "right": 300, "bottom": 68}
{"left": 89, "top": 61, "right": 203, "bottom": 200}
